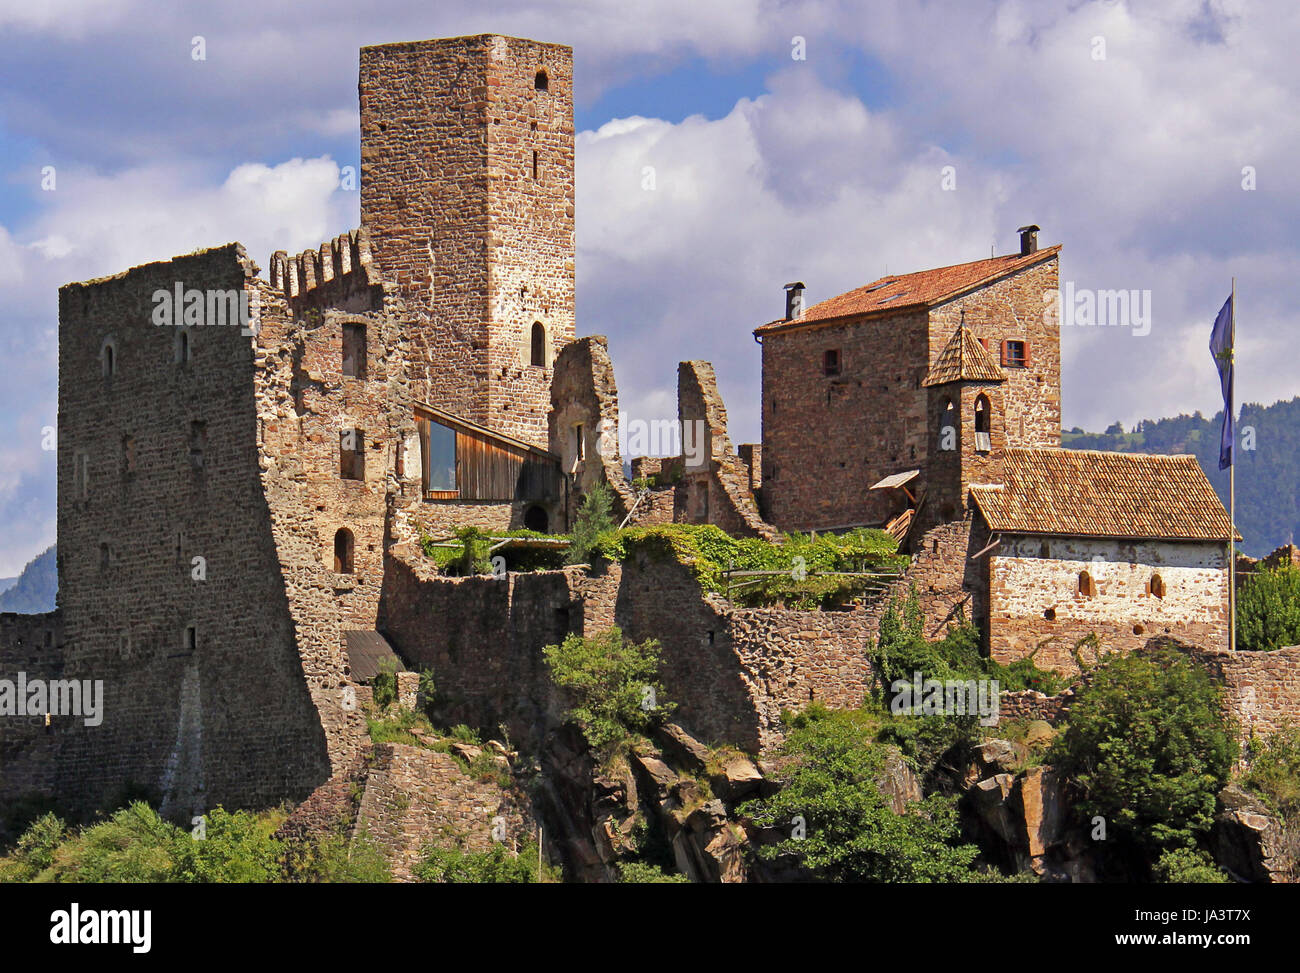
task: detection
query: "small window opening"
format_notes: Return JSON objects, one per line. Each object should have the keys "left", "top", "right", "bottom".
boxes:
{"left": 189, "top": 421, "right": 207, "bottom": 471}
{"left": 574, "top": 423, "right": 585, "bottom": 462}
{"left": 534, "top": 70, "right": 549, "bottom": 91}
{"left": 334, "top": 528, "right": 355, "bottom": 574}
{"left": 974, "top": 394, "right": 991, "bottom": 453}
{"left": 1150, "top": 573, "right": 1166, "bottom": 599}
{"left": 1044, "top": 607, "right": 1057, "bottom": 621}
{"left": 823, "top": 349, "right": 841, "bottom": 376}
{"left": 1078, "top": 570, "right": 1096, "bottom": 597}
{"left": 184, "top": 624, "right": 197, "bottom": 653}
{"left": 122, "top": 435, "right": 136, "bottom": 475}
{"left": 532, "top": 150, "right": 539, "bottom": 181}
{"left": 175, "top": 329, "right": 192, "bottom": 365}
{"left": 340, "top": 428, "right": 365, "bottom": 480}
{"left": 101, "top": 343, "right": 115, "bottom": 378}
{"left": 531, "top": 322, "right": 546, "bottom": 367}
{"left": 342, "top": 323, "right": 366, "bottom": 378}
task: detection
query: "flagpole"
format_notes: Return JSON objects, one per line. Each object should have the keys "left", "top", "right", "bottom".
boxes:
{"left": 1230, "top": 276, "right": 1236, "bottom": 653}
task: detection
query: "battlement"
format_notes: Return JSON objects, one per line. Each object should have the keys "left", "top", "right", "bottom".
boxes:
{"left": 268, "top": 229, "right": 382, "bottom": 311}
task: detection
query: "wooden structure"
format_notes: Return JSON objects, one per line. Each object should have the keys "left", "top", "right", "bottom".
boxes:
{"left": 414, "top": 402, "right": 563, "bottom": 502}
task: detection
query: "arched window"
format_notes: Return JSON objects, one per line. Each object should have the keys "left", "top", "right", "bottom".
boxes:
{"left": 1078, "top": 570, "right": 1096, "bottom": 597}
{"left": 101, "top": 339, "right": 116, "bottom": 378}
{"left": 175, "top": 328, "right": 192, "bottom": 365}
{"left": 334, "top": 528, "right": 355, "bottom": 574}
{"left": 534, "top": 69, "right": 549, "bottom": 91}
{"left": 973, "top": 394, "right": 991, "bottom": 453}
{"left": 530, "top": 322, "right": 546, "bottom": 367}
{"left": 1150, "top": 573, "right": 1166, "bottom": 599}
{"left": 523, "top": 505, "right": 549, "bottom": 533}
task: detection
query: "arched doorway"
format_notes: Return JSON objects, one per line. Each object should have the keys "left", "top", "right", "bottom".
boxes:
{"left": 523, "top": 505, "right": 549, "bottom": 533}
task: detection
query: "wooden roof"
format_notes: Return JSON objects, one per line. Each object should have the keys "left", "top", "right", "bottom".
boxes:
{"left": 413, "top": 401, "right": 557, "bottom": 460}
{"left": 922, "top": 327, "right": 1006, "bottom": 386}
{"left": 344, "top": 630, "right": 402, "bottom": 683}
{"left": 756, "top": 246, "right": 1061, "bottom": 335}
{"left": 969, "top": 448, "right": 1237, "bottom": 542}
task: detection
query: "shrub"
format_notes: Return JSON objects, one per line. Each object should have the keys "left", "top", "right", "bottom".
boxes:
{"left": 371, "top": 657, "right": 399, "bottom": 711}
{"left": 742, "top": 705, "right": 981, "bottom": 882}
{"left": 0, "top": 813, "right": 67, "bottom": 882}
{"left": 39, "top": 802, "right": 182, "bottom": 883}
{"left": 619, "top": 861, "right": 689, "bottom": 883}
{"left": 172, "top": 807, "right": 284, "bottom": 883}
{"left": 1048, "top": 647, "right": 1237, "bottom": 856}
{"left": 414, "top": 841, "right": 553, "bottom": 883}
{"left": 1154, "top": 847, "right": 1230, "bottom": 883}
{"left": 542, "top": 627, "right": 673, "bottom": 751}
{"left": 289, "top": 829, "right": 391, "bottom": 883}
{"left": 1237, "top": 565, "right": 1300, "bottom": 651}
{"left": 1243, "top": 723, "right": 1300, "bottom": 817}
{"left": 566, "top": 481, "right": 616, "bottom": 565}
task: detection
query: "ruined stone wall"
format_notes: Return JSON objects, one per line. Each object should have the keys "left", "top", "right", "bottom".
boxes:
{"left": 355, "top": 742, "right": 536, "bottom": 881}
{"left": 677, "top": 361, "right": 777, "bottom": 540}
{"left": 988, "top": 534, "right": 1230, "bottom": 673}
{"left": 1190, "top": 645, "right": 1300, "bottom": 741}
{"left": 886, "top": 518, "right": 986, "bottom": 640}
{"left": 359, "top": 35, "right": 574, "bottom": 447}
{"left": 928, "top": 255, "right": 1061, "bottom": 450}
{"left": 49, "top": 245, "right": 340, "bottom": 816}
{"left": 549, "top": 336, "right": 634, "bottom": 525}
{"left": 760, "top": 309, "right": 930, "bottom": 531}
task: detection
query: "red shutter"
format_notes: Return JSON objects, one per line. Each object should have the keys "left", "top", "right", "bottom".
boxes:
{"left": 1023, "top": 341, "right": 1032, "bottom": 367}
{"left": 1000, "top": 340, "right": 1009, "bottom": 366}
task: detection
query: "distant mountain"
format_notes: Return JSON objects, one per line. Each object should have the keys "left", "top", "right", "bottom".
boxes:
{"left": 0, "top": 545, "right": 57, "bottom": 614}
{"left": 0, "top": 577, "right": 16, "bottom": 594}
{"left": 1063, "top": 396, "right": 1300, "bottom": 558}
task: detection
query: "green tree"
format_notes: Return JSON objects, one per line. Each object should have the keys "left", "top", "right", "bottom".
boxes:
{"left": 1237, "top": 565, "right": 1300, "bottom": 652}
{"left": 1153, "top": 847, "right": 1229, "bottom": 883}
{"left": 1048, "top": 648, "right": 1237, "bottom": 856}
{"left": 742, "top": 705, "right": 981, "bottom": 882}
{"left": 542, "top": 627, "right": 672, "bottom": 750}
{"left": 172, "top": 807, "right": 283, "bottom": 883}
{"left": 414, "top": 841, "right": 554, "bottom": 883}
{"left": 566, "top": 481, "right": 615, "bottom": 565}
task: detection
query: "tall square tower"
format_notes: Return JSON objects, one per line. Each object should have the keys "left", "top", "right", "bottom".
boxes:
{"left": 359, "top": 35, "right": 576, "bottom": 447}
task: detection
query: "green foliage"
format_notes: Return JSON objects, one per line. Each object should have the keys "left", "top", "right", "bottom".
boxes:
{"left": 290, "top": 830, "right": 392, "bottom": 883}
{"left": 414, "top": 840, "right": 554, "bottom": 883}
{"left": 590, "top": 523, "right": 908, "bottom": 608}
{"left": 869, "top": 588, "right": 1066, "bottom": 695}
{"left": 0, "top": 812, "right": 66, "bottom": 882}
{"left": 618, "top": 861, "right": 689, "bottom": 883}
{"left": 36, "top": 803, "right": 181, "bottom": 882}
{"left": 1153, "top": 847, "right": 1230, "bottom": 883}
{"left": 1237, "top": 565, "right": 1300, "bottom": 652}
{"left": 542, "top": 627, "right": 673, "bottom": 751}
{"left": 567, "top": 481, "right": 616, "bottom": 565}
{"left": 1048, "top": 648, "right": 1238, "bottom": 855}
{"left": 741, "top": 705, "right": 981, "bottom": 882}
{"left": 171, "top": 807, "right": 284, "bottom": 883}
{"left": 366, "top": 705, "right": 438, "bottom": 748}
{"left": 371, "top": 657, "right": 399, "bottom": 711}
{"left": 1243, "top": 723, "right": 1300, "bottom": 817}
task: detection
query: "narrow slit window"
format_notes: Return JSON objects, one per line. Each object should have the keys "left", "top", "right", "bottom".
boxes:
{"left": 823, "top": 349, "right": 841, "bottom": 376}
{"left": 340, "top": 428, "right": 365, "bottom": 480}
{"left": 1078, "top": 570, "right": 1096, "bottom": 597}
{"left": 575, "top": 423, "right": 585, "bottom": 461}
{"left": 531, "top": 322, "right": 546, "bottom": 367}
{"left": 974, "top": 394, "right": 991, "bottom": 453}
{"left": 532, "top": 150, "right": 539, "bottom": 181}
{"left": 334, "top": 528, "right": 355, "bottom": 574}
{"left": 342, "top": 323, "right": 366, "bottom": 378}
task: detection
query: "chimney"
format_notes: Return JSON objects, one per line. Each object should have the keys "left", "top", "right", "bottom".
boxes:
{"left": 784, "top": 281, "right": 805, "bottom": 320}
{"left": 1017, "top": 224, "right": 1040, "bottom": 256}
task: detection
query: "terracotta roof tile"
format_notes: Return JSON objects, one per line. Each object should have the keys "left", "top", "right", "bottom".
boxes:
{"left": 922, "top": 327, "right": 1006, "bottom": 386}
{"left": 756, "top": 245, "right": 1061, "bottom": 335}
{"left": 969, "top": 448, "right": 1237, "bottom": 541}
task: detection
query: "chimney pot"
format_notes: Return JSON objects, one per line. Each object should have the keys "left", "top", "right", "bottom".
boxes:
{"left": 1017, "top": 224, "right": 1040, "bottom": 256}
{"left": 784, "top": 281, "right": 805, "bottom": 320}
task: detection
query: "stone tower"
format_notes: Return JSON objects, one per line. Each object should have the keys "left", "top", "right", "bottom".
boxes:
{"left": 359, "top": 34, "right": 576, "bottom": 448}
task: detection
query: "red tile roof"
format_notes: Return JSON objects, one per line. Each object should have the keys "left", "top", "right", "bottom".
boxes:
{"left": 756, "top": 245, "right": 1061, "bottom": 335}
{"left": 922, "top": 327, "right": 1006, "bottom": 386}
{"left": 969, "top": 448, "right": 1238, "bottom": 542}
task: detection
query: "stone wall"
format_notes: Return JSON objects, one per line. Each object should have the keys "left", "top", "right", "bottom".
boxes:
{"left": 0, "top": 611, "right": 65, "bottom": 808}
{"left": 354, "top": 742, "right": 535, "bottom": 881}
{"left": 987, "top": 534, "right": 1230, "bottom": 673}
{"left": 47, "top": 245, "right": 348, "bottom": 817}
{"left": 1191, "top": 644, "right": 1300, "bottom": 740}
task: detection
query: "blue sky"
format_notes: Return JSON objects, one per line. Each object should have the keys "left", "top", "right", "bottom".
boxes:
{"left": 0, "top": 0, "right": 1296, "bottom": 574}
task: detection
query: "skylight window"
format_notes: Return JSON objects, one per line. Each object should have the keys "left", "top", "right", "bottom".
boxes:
{"left": 878, "top": 291, "right": 908, "bottom": 304}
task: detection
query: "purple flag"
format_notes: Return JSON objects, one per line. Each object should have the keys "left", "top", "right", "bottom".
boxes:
{"left": 1208, "top": 294, "right": 1234, "bottom": 470}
